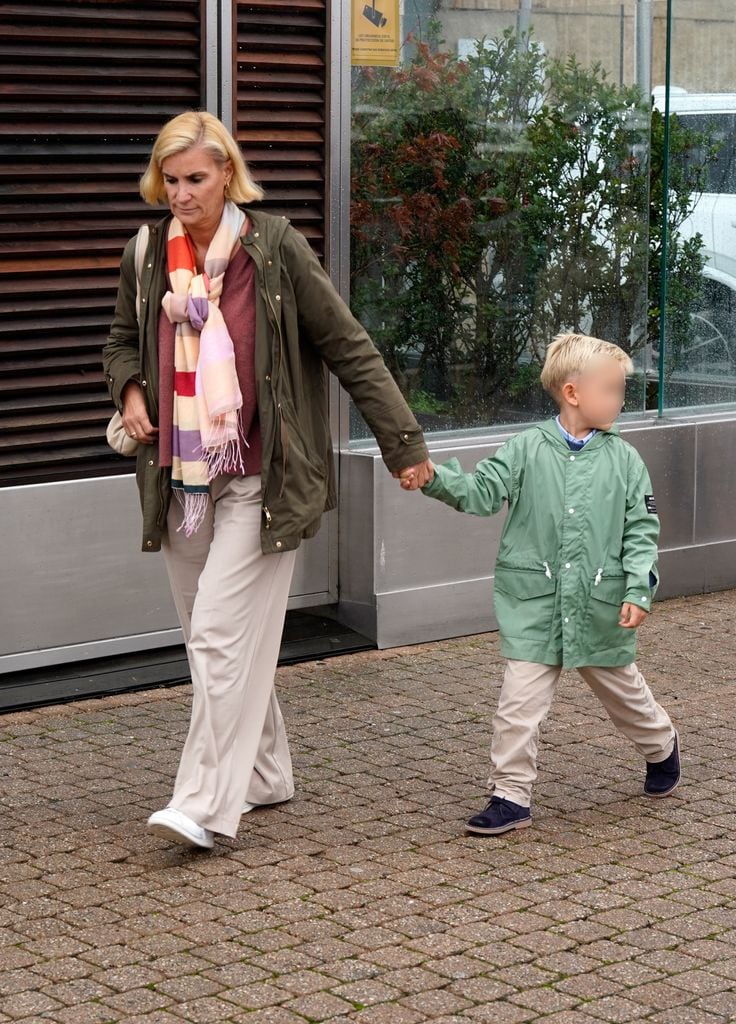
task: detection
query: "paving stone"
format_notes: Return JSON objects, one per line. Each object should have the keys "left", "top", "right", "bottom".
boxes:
{"left": 583, "top": 994, "right": 651, "bottom": 1021}
{"left": 461, "top": 1001, "right": 538, "bottom": 1022}
{"left": 0, "top": 990, "right": 62, "bottom": 1019}
{"left": 348, "top": 1005, "right": 424, "bottom": 1024}
{"left": 694, "top": 988, "right": 736, "bottom": 1017}
{"left": 646, "top": 1009, "right": 727, "bottom": 1024}
{"left": 399, "top": 987, "right": 474, "bottom": 1016}
{"left": 282, "top": 991, "right": 354, "bottom": 1018}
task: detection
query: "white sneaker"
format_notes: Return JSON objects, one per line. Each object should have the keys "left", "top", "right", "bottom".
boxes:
{"left": 147, "top": 807, "right": 214, "bottom": 850}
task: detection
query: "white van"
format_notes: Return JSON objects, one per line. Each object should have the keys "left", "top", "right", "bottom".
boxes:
{"left": 653, "top": 87, "right": 736, "bottom": 370}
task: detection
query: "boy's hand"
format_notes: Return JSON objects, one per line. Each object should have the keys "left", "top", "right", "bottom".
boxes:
{"left": 619, "top": 602, "right": 648, "bottom": 629}
{"left": 393, "top": 459, "right": 434, "bottom": 491}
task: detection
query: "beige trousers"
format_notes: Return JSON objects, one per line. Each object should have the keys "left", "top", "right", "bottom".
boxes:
{"left": 490, "top": 659, "right": 676, "bottom": 807}
{"left": 161, "top": 474, "right": 297, "bottom": 837}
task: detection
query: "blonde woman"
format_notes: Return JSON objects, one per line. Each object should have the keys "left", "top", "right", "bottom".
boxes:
{"left": 103, "top": 111, "right": 432, "bottom": 850}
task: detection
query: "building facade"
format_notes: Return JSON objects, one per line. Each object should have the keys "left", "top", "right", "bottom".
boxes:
{"left": 2, "top": 1, "right": 736, "bottom": 691}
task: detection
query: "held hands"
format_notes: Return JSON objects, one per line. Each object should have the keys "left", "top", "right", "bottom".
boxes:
{"left": 392, "top": 459, "right": 435, "bottom": 491}
{"left": 619, "top": 602, "right": 648, "bottom": 629}
{"left": 121, "top": 381, "right": 158, "bottom": 445}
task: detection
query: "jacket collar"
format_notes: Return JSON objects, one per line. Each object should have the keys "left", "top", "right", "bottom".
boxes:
{"left": 240, "top": 207, "right": 291, "bottom": 257}
{"left": 536, "top": 416, "right": 619, "bottom": 451}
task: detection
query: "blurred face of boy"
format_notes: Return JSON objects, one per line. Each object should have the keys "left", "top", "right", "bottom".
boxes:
{"left": 559, "top": 356, "right": 627, "bottom": 437}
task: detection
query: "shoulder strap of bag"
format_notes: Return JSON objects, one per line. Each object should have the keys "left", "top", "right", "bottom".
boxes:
{"left": 133, "top": 224, "right": 150, "bottom": 322}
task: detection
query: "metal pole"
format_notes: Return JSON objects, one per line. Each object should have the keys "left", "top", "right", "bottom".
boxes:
{"left": 619, "top": 4, "right": 625, "bottom": 86}
{"left": 635, "top": 0, "right": 653, "bottom": 97}
{"left": 517, "top": 0, "right": 532, "bottom": 49}
{"left": 658, "top": 0, "right": 673, "bottom": 417}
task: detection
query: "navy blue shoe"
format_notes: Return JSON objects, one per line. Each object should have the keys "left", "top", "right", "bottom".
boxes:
{"left": 644, "top": 731, "right": 681, "bottom": 797}
{"left": 466, "top": 795, "right": 532, "bottom": 835}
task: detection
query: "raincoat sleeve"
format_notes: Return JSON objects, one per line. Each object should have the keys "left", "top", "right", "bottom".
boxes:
{"left": 280, "top": 225, "right": 428, "bottom": 474}
{"left": 421, "top": 441, "right": 517, "bottom": 516}
{"left": 621, "top": 449, "right": 660, "bottom": 611}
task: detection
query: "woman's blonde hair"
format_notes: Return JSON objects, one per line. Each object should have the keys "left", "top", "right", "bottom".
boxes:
{"left": 139, "top": 110, "right": 264, "bottom": 206}
{"left": 540, "top": 333, "right": 634, "bottom": 396}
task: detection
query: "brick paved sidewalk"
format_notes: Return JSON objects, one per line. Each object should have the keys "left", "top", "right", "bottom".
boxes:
{"left": 0, "top": 591, "right": 735, "bottom": 1024}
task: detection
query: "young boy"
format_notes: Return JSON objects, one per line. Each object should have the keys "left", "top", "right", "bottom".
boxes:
{"left": 408, "top": 333, "right": 680, "bottom": 835}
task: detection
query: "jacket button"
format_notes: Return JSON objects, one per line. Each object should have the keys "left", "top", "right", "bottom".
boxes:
{"left": 275, "top": 294, "right": 281, "bottom": 301}
{"left": 275, "top": 540, "right": 282, "bottom": 550}
{"left": 141, "top": 380, "right": 147, "bottom": 388}
{"left": 568, "top": 508, "right": 575, "bottom": 514}
{"left": 267, "top": 260, "right": 273, "bottom": 266}
{"left": 141, "top": 297, "right": 146, "bottom": 303}
{"left": 569, "top": 455, "right": 576, "bottom": 461}
{"left": 146, "top": 540, "right": 153, "bottom": 548}
{"left": 254, "top": 231, "right": 259, "bottom": 238}
{"left": 265, "top": 374, "right": 271, "bottom": 382}
{"left": 564, "top": 616, "right": 570, "bottom": 623}
{"left": 147, "top": 263, "right": 152, "bottom": 269}
{"left": 148, "top": 459, "right": 154, "bottom": 467}
{"left": 565, "top": 562, "right": 571, "bottom": 569}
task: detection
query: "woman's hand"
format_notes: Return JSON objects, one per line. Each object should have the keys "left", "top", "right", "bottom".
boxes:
{"left": 121, "top": 381, "right": 158, "bottom": 444}
{"left": 393, "top": 459, "right": 434, "bottom": 491}
{"left": 619, "top": 602, "right": 648, "bottom": 629}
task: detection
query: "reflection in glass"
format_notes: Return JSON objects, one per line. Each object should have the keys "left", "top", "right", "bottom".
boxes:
{"left": 658, "top": 2, "right": 736, "bottom": 409}
{"left": 350, "top": 3, "right": 651, "bottom": 438}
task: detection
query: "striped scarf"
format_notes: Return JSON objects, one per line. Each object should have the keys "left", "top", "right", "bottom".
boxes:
{"left": 162, "top": 201, "right": 247, "bottom": 536}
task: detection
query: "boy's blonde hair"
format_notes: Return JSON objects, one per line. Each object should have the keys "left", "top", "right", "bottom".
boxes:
{"left": 540, "top": 333, "right": 634, "bottom": 396}
{"left": 139, "top": 110, "right": 264, "bottom": 206}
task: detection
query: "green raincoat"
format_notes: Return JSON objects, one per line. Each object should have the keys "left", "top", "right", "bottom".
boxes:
{"left": 422, "top": 418, "right": 659, "bottom": 668}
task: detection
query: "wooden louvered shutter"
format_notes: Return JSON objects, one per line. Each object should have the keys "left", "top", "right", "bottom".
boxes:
{"left": 235, "top": 0, "right": 327, "bottom": 258}
{"left": 0, "top": 1, "right": 202, "bottom": 487}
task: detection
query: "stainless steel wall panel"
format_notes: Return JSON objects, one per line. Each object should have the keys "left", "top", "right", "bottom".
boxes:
{"left": 658, "top": 540, "right": 736, "bottom": 598}
{"left": 693, "top": 420, "right": 736, "bottom": 543}
{"left": 0, "top": 475, "right": 331, "bottom": 672}
{"left": 622, "top": 421, "right": 696, "bottom": 548}
{"left": 372, "top": 447, "right": 506, "bottom": 593}
{"left": 375, "top": 579, "right": 497, "bottom": 649}
{"left": 336, "top": 452, "right": 377, "bottom": 638}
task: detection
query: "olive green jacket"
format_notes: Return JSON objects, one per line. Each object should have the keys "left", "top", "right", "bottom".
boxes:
{"left": 103, "top": 209, "right": 428, "bottom": 553}
{"left": 422, "top": 419, "right": 659, "bottom": 668}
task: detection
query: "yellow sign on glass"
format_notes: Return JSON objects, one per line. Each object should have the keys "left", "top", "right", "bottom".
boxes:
{"left": 351, "top": 0, "right": 401, "bottom": 68}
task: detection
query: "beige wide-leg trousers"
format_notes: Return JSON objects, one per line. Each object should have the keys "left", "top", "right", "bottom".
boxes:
{"left": 489, "top": 659, "right": 676, "bottom": 807}
{"left": 161, "top": 474, "right": 297, "bottom": 837}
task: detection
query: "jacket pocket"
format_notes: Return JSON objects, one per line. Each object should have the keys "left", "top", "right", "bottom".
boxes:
{"left": 590, "top": 576, "right": 626, "bottom": 605}
{"left": 587, "top": 575, "right": 627, "bottom": 647}
{"left": 272, "top": 398, "right": 327, "bottom": 509}
{"left": 493, "top": 567, "right": 557, "bottom": 644}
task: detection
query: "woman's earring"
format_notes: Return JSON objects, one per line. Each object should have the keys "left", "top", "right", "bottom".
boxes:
{"left": 224, "top": 180, "right": 231, "bottom": 197}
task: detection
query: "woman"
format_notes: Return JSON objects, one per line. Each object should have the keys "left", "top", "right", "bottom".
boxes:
{"left": 103, "top": 111, "right": 432, "bottom": 850}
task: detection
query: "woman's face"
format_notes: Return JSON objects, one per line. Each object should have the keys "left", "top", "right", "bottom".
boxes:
{"left": 161, "top": 146, "right": 232, "bottom": 237}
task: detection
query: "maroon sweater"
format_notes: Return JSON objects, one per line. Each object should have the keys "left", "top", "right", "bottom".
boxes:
{"left": 158, "top": 244, "right": 262, "bottom": 476}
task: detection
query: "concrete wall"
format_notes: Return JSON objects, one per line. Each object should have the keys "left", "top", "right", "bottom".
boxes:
{"left": 440, "top": 0, "right": 736, "bottom": 93}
